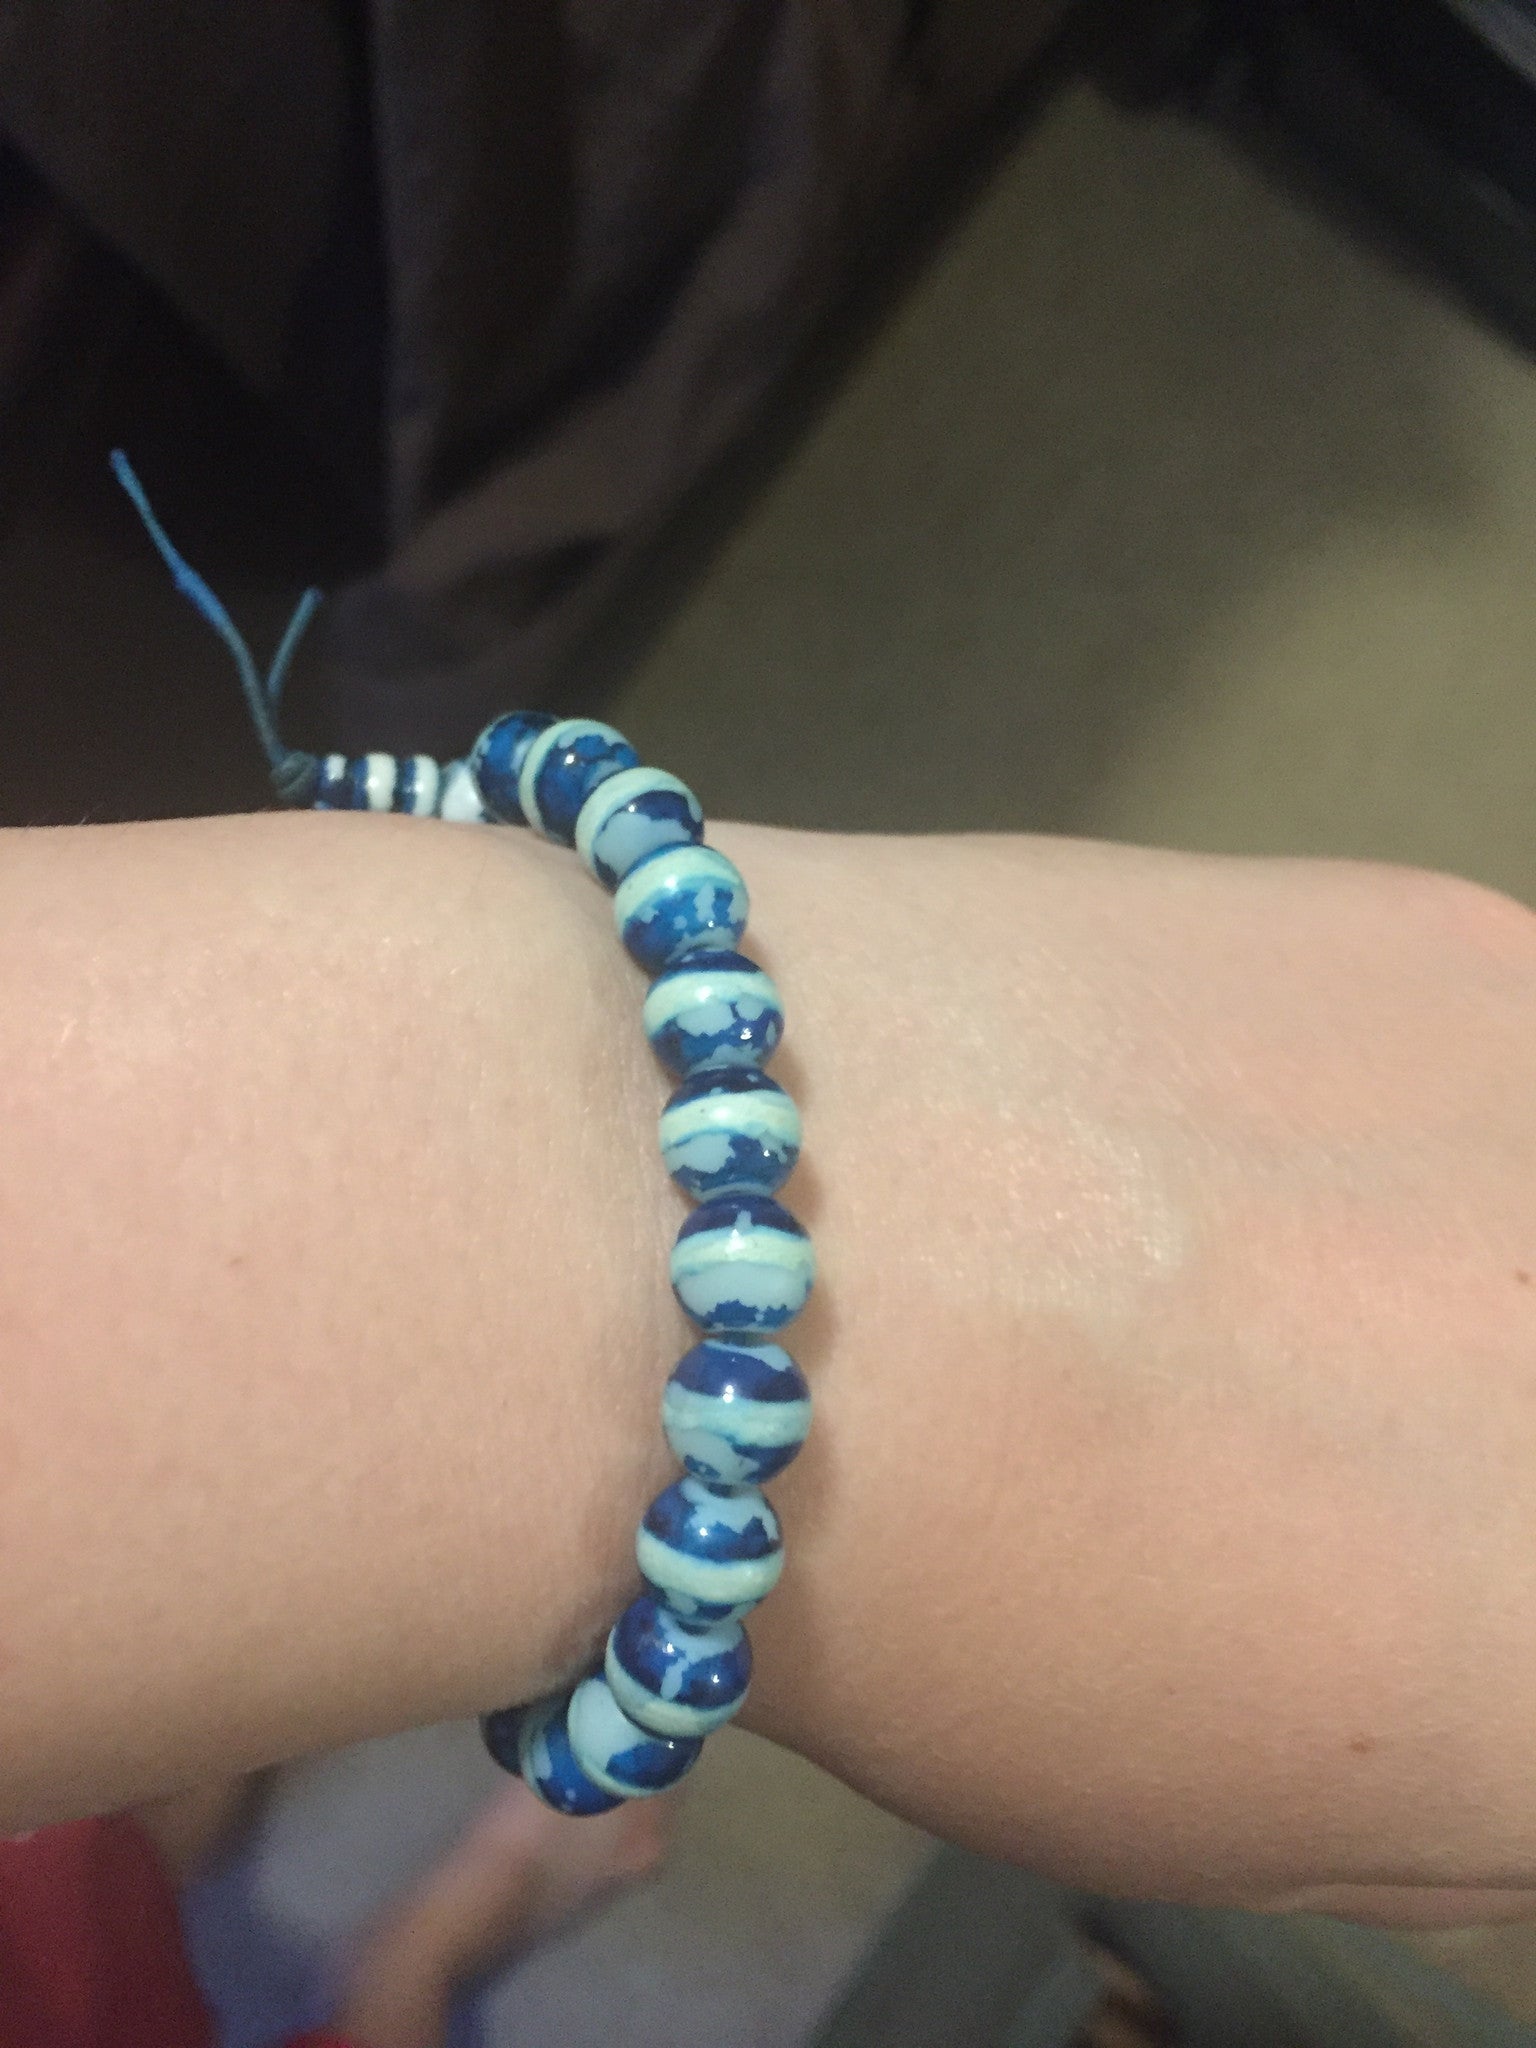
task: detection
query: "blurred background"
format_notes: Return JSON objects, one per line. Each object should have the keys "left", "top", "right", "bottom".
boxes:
{"left": 1, "top": 0, "right": 1535, "bottom": 2039}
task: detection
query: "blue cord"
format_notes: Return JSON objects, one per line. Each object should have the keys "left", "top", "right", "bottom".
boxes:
{"left": 265, "top": 586, "right": 324, "bottom": 715}
{"left": 109, "top": 450, "right": 321, "bottom": 802}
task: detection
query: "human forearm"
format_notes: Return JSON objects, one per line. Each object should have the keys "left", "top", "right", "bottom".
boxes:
{"left": 2, "top": 812, "right": 1535, "bottom": 1921}
{"left": 0, "top": 812, "right": 675, "bottom": 1825}
{"left": 743, "top": 836, "right": 1536, "bottom": 1909}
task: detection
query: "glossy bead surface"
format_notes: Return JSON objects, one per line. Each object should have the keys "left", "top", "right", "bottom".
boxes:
{"left": 392, "top": 755, "right": 442, "bottom": 816}
{"left": 315, "top": 753, "right": 442, "bottom": 815}
{"left": 615, "top": 846, "right": 748, "bottom": 974}
{"left": 512, "top": 1693, "right": 623, "bottom": 1816}
{"left": 565, "top": 1671, "right": 702, "bottom": 1797}
{"left": 437, "top": 758, "right": 490, "bottom": 824}
{"left": 662, "top": 1338, "right": 811, "bottom": 1485}
{"left": 315, "top": 753, "right": 388, "bottom": 811}
{"left": 606, "top": 1594, "right": 752, "bottom": 1737}
{"left": 671, "top": 1195, "right": 814, "bottom": 1334}
{"left": 643, "top": 951, "right": 782, "bottom": 1078}
{"left": 315, "top": 754, "right": 350, "bottom": 809}
{"left": 659, "top": 1069, "right": 800, "bottom": 1199}
{"left": 636, "top": 1475, "right": 784, "bottom": 1623}
{"left": 518, "top": 718, "right": 639, "bottom": 844}
{"left": 575, "top": 766, "right": 704, "bottom": 889}
{"left": 469, "top": 711, "right": 555, "bottom": 825}
{"left": 315, "top": 752, "right": 441, "bottom": 815}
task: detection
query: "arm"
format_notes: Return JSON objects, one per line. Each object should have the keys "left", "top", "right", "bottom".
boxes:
{"left": 1, "top": 813, "right": 1533, "bottom": 1915}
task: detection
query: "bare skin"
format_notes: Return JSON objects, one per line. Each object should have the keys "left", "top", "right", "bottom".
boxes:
{"left": 0, "top": 813, "right": 1530, "bottom": 1930}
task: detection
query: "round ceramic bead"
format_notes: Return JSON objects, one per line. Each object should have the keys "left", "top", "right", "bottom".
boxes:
{"left": 504, "top": 1694, "right": 622, "bottom": 1816}
{"left": 468, "top": 710, "right": 555, "bottom": 825}
{"left": 659, "top": 1069, "right": 801, "bottom": 1200}
{"left": 575, "top": 766, "right": 705, "bottom": 889}
{"left": 614, "top": 846, "right": 749, "bottom": 974}
{"left": 565, "top": 1671, "right": 702, "bottom": 1797}
{"left": 662, "top": 1337, "right": 811, "bottom": 1485}
{"left": 437, "top": 758, "right": 490, "bottom": 824}
{"left": 315, "top": 752, "right": 441, "bottom": 815}
{"left": 636, "top": 1475, "right": 784, "bottom": 1623}
{"left": 606, "top": 1594, "right": 752, "bottom": 1738}
{"left": 391, "top": 755, "right": 442, "bottom": 816}
{"left": 517, "top": 718, "right": 639, "bottom": 844}
{"left": 671, "top": 1195, "right": 814, "bottom": 1334}
{"left": 315, "top": 754, "right": 351, "bottom": 808}
{"left": 642, "top": 951, "right": 783, "bottom": 1078}
{"left": 356, "top": 755, "right": 396, "bottom": 812}
{"left": 316, "top": 752, "right": 398, "bottom": 811}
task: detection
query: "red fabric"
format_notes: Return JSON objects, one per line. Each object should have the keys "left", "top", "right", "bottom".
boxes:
{"left": 0, "top": 1816, "right": 212, "bottom": 2048}
{"left": 0, "top": 1817, "right": 363, "bottom": 2048}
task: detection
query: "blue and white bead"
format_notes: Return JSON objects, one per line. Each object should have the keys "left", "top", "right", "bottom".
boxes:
{"left": 659, "top": 1069, "right": 801, "bottom": 1199}
{"left": 606, "top": 1593, "right": 752, "bottom": 1737}
{"left": 636, "top": 1474, "right": 784, "bottom": 1623}
{"left": 662, "top": 1338, "right": 811, "bottom": 1485}
{"left": 565, "top": 1671, "right": 702, "bottom": 1797}
{"left": 469, "top": 710, "right": 555, "bottom": 825}
{"left": 404, "top": 756, "right": 443, "bottom": 814}
{"left": 393, "top": 755, "right": 442, "bottom": 816}
{"left": 315, "top": 752, "right": 441, "bottom": 815}
{"left": 643, "top": 951, "right": 783, "bottom": 1078}
{"left": 314, "top": 753, "right": 350, "bottom": 808}
{"left": 437, "top": 758, "right": 490, "bottom": 824}
{"left": 518, "top": 718, "right": 639, "bottom": 845}
{"left": 614, "top": 845, "right": 749, "bottom": 974}
{"left": 671, "top": 1195, "right": 814, "bottom": 1334}
{"left": 575, "top": 766, "right": 705, "bottom": 890}
{"left": 505, "top": 1694, "right": 623, "bottom": 1816}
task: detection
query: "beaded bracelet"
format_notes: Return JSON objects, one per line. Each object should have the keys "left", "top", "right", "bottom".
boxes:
{"left": 113, "top": 454, "right": 815, "bottom": 1817}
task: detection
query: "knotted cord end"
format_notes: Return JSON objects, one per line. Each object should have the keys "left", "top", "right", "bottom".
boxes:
{"left": 271, "top": 751, "right": 320, "bottom": 807}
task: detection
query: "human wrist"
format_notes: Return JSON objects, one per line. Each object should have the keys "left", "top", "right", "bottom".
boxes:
{"left": 736, "top": 842, "right": 1536, "bottom": 1906}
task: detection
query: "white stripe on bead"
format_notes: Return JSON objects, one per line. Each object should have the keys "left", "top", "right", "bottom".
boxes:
{"left": 437, "top": 759, "right": 489, "bottom": 824}
{"left": 566, "top": 1674, "right": 697, "bottom": 1796}
{"left": 670, "top": 1215, "right": 815, "bottom": 1327}
{"left": 634, "top": 1525, "right": 785, "bottom": 1613}
{"left": 642, "top": 962, "right": 777, "bottom": 1045}
{"left": 363, "top": 753, "right": 397, "bottom": 811}
{"left": 399, "top": 755, "right": 441, "bottom": 816}
{"left": 575, "top": 765, "right": 702, "bottom": 884}
{"left": 661, "top": 1382, "right": 812, "bottom": 1458}
{"left": 657, "top": 1085, "right": 801, "bottom": 1158}
{"left": 614, "top": 844, "right": 748, "bottom": 944}
{"left": 517, "top": 718, "right": 630, "bottom": 839}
